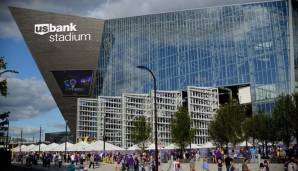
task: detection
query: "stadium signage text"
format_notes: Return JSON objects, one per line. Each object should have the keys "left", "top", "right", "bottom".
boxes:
{"left": 34, "top": 23, "right": 91, "bottom": 42}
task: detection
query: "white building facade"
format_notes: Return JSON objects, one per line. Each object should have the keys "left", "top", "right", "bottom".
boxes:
{"left": 76, "top": 86, "right": 219, "bottom": 148}
{"left": 187, "top": 87, "right": 219, "bottom": 145}
{"left": 76, "top": 98, "right": 98, "bottom": 141}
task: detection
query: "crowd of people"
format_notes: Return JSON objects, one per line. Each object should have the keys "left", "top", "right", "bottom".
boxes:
{"left": 11, "top": 144, "right": 298, "bottom": 171}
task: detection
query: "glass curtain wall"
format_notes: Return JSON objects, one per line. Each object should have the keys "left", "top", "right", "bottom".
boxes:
{"left": 98, "top": 0, "right": 290, "bottom": 113}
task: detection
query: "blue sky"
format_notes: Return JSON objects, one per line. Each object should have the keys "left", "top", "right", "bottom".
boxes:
{"left": 0, "top": 37, "right": 66, "bottom": 140}
{"left": 0, "top": 0, "right": 264, "bottom": 140}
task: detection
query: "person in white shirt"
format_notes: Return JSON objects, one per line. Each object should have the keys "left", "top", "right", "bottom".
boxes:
{"left": 288, "top": 158, "right": 298, "bottom": 171}
{"left": 173, "top": 158, "right": 181, "bottom": 171}
{"left": 70, "top": 153, "right": 75, "bottom": 163}
{"left": 58, "top": 153, "right": 62, "bottom": 168}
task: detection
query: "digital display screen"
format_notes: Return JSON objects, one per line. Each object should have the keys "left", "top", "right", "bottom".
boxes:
{"left": 52, "top": 70, "right": 93, "bottom": 96}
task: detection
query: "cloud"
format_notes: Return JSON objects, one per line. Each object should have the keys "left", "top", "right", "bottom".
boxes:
{"left": 1, "top": 0, "right": 268, "bottom": 39}
{"left": 0, "top": 77, "right": 56, "bottom": 121}
{"left": 87, "top": 0, "right": 267, "bottom": 19}
{"left": 47, "top": 122, "right": 66, "bottom": 129}
{"left": 10, "top": 126, "right": 40, "bottom": 137}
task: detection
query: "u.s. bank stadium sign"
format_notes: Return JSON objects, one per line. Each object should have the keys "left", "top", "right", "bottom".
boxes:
{"left": 34, "top": 23, "right": 91, "bottom": 42}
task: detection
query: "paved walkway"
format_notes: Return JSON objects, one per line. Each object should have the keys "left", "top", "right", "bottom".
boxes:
{"left": 12, "top": 160, "right": 284, "bottom": 171}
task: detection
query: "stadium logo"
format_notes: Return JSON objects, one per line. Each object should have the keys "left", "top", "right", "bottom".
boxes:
{"left": 34, "top": 23, "right": 77, "bottom": 35}
{"left": 34, "top": 23, "right": 91, "bottom": 42}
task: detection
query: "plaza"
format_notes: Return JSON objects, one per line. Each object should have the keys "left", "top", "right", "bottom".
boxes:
{"left": 12, "top": 159, "right": 284, "bottom": 171}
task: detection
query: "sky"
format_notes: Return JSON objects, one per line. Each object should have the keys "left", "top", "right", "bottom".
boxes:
{"left": 0, "top": 0, "right": 267, "bottom": 141}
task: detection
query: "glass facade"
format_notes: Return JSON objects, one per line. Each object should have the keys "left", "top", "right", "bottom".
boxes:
{"left": 292, "top": 0, "right": 298, "bottom": 87}
{"left": 98, "top": 0, "right": 293, "bottom": 113}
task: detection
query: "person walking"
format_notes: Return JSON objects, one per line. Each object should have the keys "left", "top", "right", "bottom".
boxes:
{"left": 67, "top": 162, "right": 75, "bottom": 171}
{"left": 229, "top": 159, "right": 237, "bottom": 171}
{"left": 190, "top": 155, "right": 196, "bottom": 171}
{"left": 217, "top": 158, "right": 223, "bottom": 171}
{"left": 58, "top": 153, "right": 63, "bottom": 168}
{"left": 242, "top": 158, "right": 250, "bottom": 171}
{"left": 263, "top": 160, "right": 270, "bottom": 171}
{"left": 70, "top": 153, "right": 75, "bottom": 164}
{"left": 287, "top": 158, "right": 297, "bottom": 171}
{"left": 224, "top": 155, "right": 233, "bottom": 171}
{"left": 202, "top": 158, "right": 209, "bottom": 171}
{"left": 89, "top": 154, "right": 95, "bottom": 169}
{"left": 134, "top": 156, "right": 140, "bottom": 171}
{"left": 173, "top": 158, "right": 181, "bottom": 171}
{"left": 259, "top": 163, "right": 266, "bottom": 171}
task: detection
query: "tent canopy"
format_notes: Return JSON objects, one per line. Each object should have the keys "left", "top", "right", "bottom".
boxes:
{"left": 127, "top": 144, "right": 141, "bottom": 150}
{"left": 146, "top": 143, "right": 164, "bottom": 150}
{"left": 238, "top": 141, "right": 253, "bottom": 147}
{"left": 86, "top": 140, "right": 124, "bottom": 151}
{"left": 186, "top": 143, "right": 201, "bottom": 149}
{"left": 69, "top": 142, "right": 90, "bottom": 151}
{"left": 199, "top": 142, "right": 215, "bottom": 149}
{"left": 44, "top": 143, "right": 59, "bottom": 151}
{"left": 51, "top": 142, "right": 74, "bottom": 151}
{"left": 164, "top": 143, "right": 178, "bottom": 150}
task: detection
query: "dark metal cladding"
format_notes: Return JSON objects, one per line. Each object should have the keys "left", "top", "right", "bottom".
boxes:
{"left": 9, "top": 7, "right": 105, "bottom": 139}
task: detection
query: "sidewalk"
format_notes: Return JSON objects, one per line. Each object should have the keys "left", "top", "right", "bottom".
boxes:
{"left": 12, "top": 160, "right": 284, "bottom": 171}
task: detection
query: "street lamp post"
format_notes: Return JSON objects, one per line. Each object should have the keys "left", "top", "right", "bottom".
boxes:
{"left": 39, "top": 126, "right": 41, "bottom": 153}
{"left": 6, "top": 113, "right": 10, "bottom": 151}
{"left": 103, "top": 113, "right": 106, "bottom": 155}
{"left": 65, "top": 121, "right": 68, "bottom": 159}
{"left": 19, "top": 128, "right": 22, "bottom": 153}
{"left": 136, "top": 65, "right": 158, "bottom": 171}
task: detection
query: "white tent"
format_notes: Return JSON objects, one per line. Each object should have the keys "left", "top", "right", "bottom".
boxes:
{"left": 12, "top": 145, "right": 27, "bottom": 152}
{"left": 30, "top": 143, "right": 48, "bottom": 151}
{"left": 52, "top": 142, "right": 74, "bottom": 151}
{"left": 186, "top": 144, "right": 201, "bottom": 149}
{"left": 44, "top": 143, "right": 59, "bottom": 151}
{"left": 127, "top": 144, "right": 141, "bottom": 150}
{"left": 86, "top": 140, "right": 124, "bottom": 151}
{"left": 199, "top": 142, "right": 215, "bottom": 149}
{"left": 164, "top": 143, "right": 178, "bottom": 150}
{"left": 30, "top": 144, "right": 47, "bottom": 151}
{"left": 238, "top": 141, "right": 253, "bottom": 147}
{"left": 69, "top": 142, "right": 90, "bottom": 151}
{"left": 24, "top": 144, "right": 37, "bottom": 152}
{"left": 146, "top": 143, "right": 164, "bottom": 150}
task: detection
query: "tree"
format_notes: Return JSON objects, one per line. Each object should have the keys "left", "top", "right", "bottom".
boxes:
{"left": 291, "top": 92, "right": 298, "bottom": 143}
{"left": 0, "top": 57, "right": 18, "bottom": 96}
{"left": 208, "top": 100, "right": 246, "bottom": 147}
{"left": 0, "top": 56, "right": 18, "bottom": 150}
{"left": 131, "top": 116, "right": 151, "bottom": 151}
{"left": 209, "top": 111, "right": 229, "bottom": 146}
{"left": 272, "top": 94, "right": 295, "bottom": 146}
{"left": 171, "top": 106, "right": 195, "bottom": 158}
{"left": 253, "top": 113, "right": 275, "bottom": 158}
{"left": 242, "top": 116, "right": 258, "bottom": 146}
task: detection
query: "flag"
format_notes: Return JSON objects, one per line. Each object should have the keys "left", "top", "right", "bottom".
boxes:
{"left": 0, "top": 119, "right": 8, "bottom": 126}
{"left": 0, "top": 112, "right": 9, "bottom": 120}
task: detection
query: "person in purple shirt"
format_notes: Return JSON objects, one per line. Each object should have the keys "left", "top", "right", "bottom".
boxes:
{"left": 128, "top": 155, "right": 135, "bottom": 171}
{"left": 215, "top": 148, "right": 222, "bottom": 161}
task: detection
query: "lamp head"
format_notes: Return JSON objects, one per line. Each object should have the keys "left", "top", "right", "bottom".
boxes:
{"left": 137, "top": 65, "right": 146, "bottom": 69}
